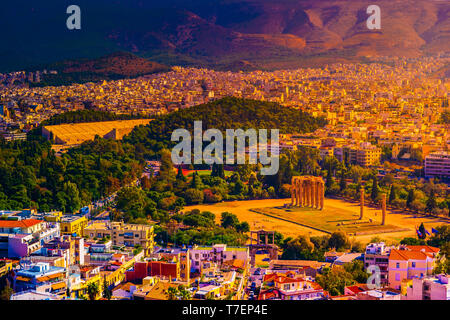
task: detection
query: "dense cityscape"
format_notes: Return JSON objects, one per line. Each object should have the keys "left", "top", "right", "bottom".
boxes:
{"left": 0, "top": 1, "right": 449, "bottom": 306}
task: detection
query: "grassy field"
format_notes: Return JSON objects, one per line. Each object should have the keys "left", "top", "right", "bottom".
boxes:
{"left": 250, "top": 206, "right": 407, "bottom": 235}
{"left": 186, "top": 198, "right": 449, "bottom": 245}
{"left": 185, "top": 170, "right": 233, "bottom": 178}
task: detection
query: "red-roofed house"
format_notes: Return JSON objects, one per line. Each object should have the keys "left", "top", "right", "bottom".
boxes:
{"left": 0, "top": 219, "right": 44, "bottom": 234}
{"left": 388, "top": 245, "right": 440, "bottom": 290}
{"left": 258, "top": 273, "right": 325, "bottom": 300}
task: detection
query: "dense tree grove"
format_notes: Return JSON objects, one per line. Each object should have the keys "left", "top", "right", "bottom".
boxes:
{"left": 40, "top": 109, "right": 150, "bottom": 125}
{"left": 123, "top": 96, "right": 327, "bottom": 159}
{"left": 0, "top": 136, "right": 141, "bottom": 212}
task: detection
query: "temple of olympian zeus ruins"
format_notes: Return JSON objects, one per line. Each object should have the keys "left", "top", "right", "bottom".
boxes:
{"left": 290, "top": 176, "right": 325, "bottom": 209}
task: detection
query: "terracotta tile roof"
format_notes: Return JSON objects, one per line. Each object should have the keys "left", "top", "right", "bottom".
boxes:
{"left": 345, "top": 284, "right": 369, "bottom": 294}
{"left": 263, "top": 273, "right": 305, "bottom": 284}
{"left": 407, "top": 245, "right": 440, "bottom": 254}
{"left": 222, "top": 259, "right": 244, "bottom": 269}
{"left": 113, "top": 282, "right": 134, "bottom": 293}
{"left": 389, "top": 249, "right": 430, "bottom": 261}
{"left": 0, "top": 219, "right": 43, "bottom": 229}
{"left": 270, "top": 260, "right": 331, "bottom": 269}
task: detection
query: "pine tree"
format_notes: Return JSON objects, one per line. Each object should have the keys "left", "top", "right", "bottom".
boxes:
{"left": 211, "top": 163, "right": 225, "bottom": 179}
{"left": 176, "top": 166, "right": 186, "bottom": 182}
{"left": 190, "top": 171, "right": 203, "bottom": 189}
{"left": 102, "top": 276, "right": 112, "bottom": 300}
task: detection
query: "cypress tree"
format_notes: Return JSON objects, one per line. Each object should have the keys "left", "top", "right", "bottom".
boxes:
{"left": 388, "top": 184, "right": 396, "bottom": 204}
{"left": 339, "top": 169, "right": 346, "bottom": 192}
{"left": 176, "top": 166, "right": 186, "bottom": 182}
{"left": 371, "top": 176, "right": 379, "bottom": 203}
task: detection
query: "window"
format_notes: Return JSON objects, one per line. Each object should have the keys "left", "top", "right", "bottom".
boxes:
{"left": 412, "top": 262, "right": 416, "bottom": 268}
{"left": 396, "top": 263, "right": 400, "bottom": 268}
{"left": 395, "top": 273, "right": 400, "bottom": 281}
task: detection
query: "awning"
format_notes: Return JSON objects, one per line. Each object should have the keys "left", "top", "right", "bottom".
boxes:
{"left": 36, "top": 276, "right": 50, "bottom": 282}
{"left": 16, "top": 276, "right": 31, "bottom": 282}
{"left": 51, "top": 282, "right": 66, "bottom": 290}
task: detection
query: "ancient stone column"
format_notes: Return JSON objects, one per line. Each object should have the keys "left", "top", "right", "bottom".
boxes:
{"left": 306, "top": 181, "right": 311, "bottom": 207}
{"left": 360, "top": 188, "right": 364, "bottom": 220}
{"left": 305, "top": 180, "right": 309, "bottom": 207}
{"left": 381, "top": 193, "right": 386, "bottom": 225}
{"left": 311, "top": 180, "right": 316, "bottom": 209}
{"left": 291, "top": 177, "right": 296, "bottom": 206}
{"left": 320, "top": 182, "right": 324, "bottom": 210}
{"left": 315, "top": 181, "right": 320, "bottom": 209}
{"left": 298, "top": 179, "right": 303, "bottom": 207}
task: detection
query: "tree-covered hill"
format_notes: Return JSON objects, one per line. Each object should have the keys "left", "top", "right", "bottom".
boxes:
{"left": 0, "top": 97, "right": 325, "bottom": 213}
{"left": 124, "top": 96, "right": 327, "bottom": 159}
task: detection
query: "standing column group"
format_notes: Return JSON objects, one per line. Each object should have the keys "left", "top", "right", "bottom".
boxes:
{"left": 290, "top": 176, "right": 325, "bottom": 210}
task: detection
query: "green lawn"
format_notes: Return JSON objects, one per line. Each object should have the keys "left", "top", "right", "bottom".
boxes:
{"left": 186, "top": 170, "right": 233, "bottom": 178}
{"left": 251, "top": 205, "right": 407, "bottom": 235}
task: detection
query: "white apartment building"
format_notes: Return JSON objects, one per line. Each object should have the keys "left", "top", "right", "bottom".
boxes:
{"left": 425, "top": 151, "right": 450, "bottom": 178}
{"left": 406, "top": 274, "right": 450, "bottom": 300}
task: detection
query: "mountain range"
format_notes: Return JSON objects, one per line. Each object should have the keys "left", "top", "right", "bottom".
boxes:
{"left": 1, "top": 0, "right": 449, "bottom": 72}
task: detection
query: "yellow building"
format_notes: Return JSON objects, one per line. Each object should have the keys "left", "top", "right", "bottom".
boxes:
{"left": 356, "top": 146, "right": 381, "bottom": 167}
{"left": 84, "top": 221, "right": 154, "bottom": 256}
{"left": 59, "top": 215, "right": 88, "bottom": 236}
{"left": 0, "top": 259, "right": 13, "bottom": 277}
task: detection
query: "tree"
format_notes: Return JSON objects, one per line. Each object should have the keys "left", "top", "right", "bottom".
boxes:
{"left": 426, "top": 190, "right": 437, "bottom": 214}
{"left": 184, "top": 188, "right": 204, "bottom": 205}
{"left": 178, "top": 285, "right": 191, "bottom": 300}
{"left": 176, "top": 166, "right": 186, "bottom": 182}
{"left": 418, "top": 223, "right": 427, "bottom": 240}
{"left": 316, "top": 266, "right": 356, "bottom": 296}
{"left": 325, "top": 164, "right": 334, "bottom": 195}
{"left": 328, "top": 231, "right": 350, "bottom": 251}
{"left": 167, "top": 287, "right": 178, "bottom": 300}
{"left": 87, "top": 282, "right": 99, "bottom": 300}
{"left": 221, "top": 212, "right": 239, "bottom": 229}
{"left": 211, "top": 163, "right": 225, "bottom": 179}
{"left": 63, "top": 181, "right": 82, "bottom": 213}
{"left": 406, "top": 188, "right": 415, "bottom": 209}
{"left": 236, "top": 221, "right": 250, "bottom": 233}
{"left": 281, "top": 235, "right": 315, "bottom": 260}
{"left": 427, "top": 225, "right": 450, "bottom": 249}
{"left": 339, "top": 169, "right": 346, "bottom": 192}
{"left": 158, "top": 148, "right": 176, "bottom": 186}
{"left": 190, "top": 171, "right": 204, "bottom": 190}
{"left": 388, "top": 184, "right": 396, "bottom": 204}
{"left": 0, "top": 279, "right": 13, "bottom": 300}
{"left": 116, "top": 186, "right": 148, "bottom": 220}
{"left": 343, "top": 260, "right": 369, "bottom": 284}
{"left": 371, "top": 176, "right": 379, "bottom": 203}
{"left": 102, "top": 276, "right": 112, "bottom": 300}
